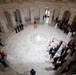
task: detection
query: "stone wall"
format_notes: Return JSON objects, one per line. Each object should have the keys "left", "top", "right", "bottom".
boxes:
{"left": 0, "top": 1, "right": 76, "bottom": 33}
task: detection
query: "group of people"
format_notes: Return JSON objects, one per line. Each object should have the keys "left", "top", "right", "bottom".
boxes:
{"left": 14, "top": 23, "right": 24, "bottom": 33}
{"left": 48, "top": 38, "right": 76, "bottom": 74}
{"left": 0, "top": 51, "right": 8, "bottom": 67}
{"left": 55, "top": 18, "right": 76, "bottom": 37}
{"left": 0, "top": 38, "right": 8, "bottom": 68}
{"left": 49, "top": 41, "right": 63, "bottom": 58}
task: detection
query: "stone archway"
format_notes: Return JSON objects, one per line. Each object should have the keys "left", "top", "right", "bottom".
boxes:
{"left": 62, "top": 10, "right": 71, "bottom": 24}
{"left": 14, "top": 9, "right": 22, "bottom": 22}
{"left": 52, "top": 9, "right": 60, "bottom": 22}
{"left": 72, "top": 15, "right": 76, "bottom": 25}
{"left": 4, "top": 11, "right": 14, "bottom": 31}
{"left": 43, "top": 7, "right": 50, "bottom": 24}
{"left": 71, "top": 15, "right": 76, "bottom": 26}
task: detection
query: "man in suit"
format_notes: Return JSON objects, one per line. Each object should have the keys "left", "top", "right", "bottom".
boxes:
{"left": 61, "top": 46, "right": 69, "bottom": 55}
{"left": 14, "top": 27, "right": 18, "bottom": 33}
{"left": 53, "top": 62, "right": 61, "bottom": 70}
{"left": 59, "top": 52, "right": 68, "bottom": 61}
{"left": 53, "top": 56, "right": 59, "bottom": 64}
{"left": 30, "top": 69, "right": 36, "bottom": 75}
{"left": 49, "top": 47, "right": 53, "bottom": 54}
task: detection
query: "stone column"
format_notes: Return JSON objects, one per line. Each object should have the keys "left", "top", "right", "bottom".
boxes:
{"left": 10, "top": 10, "right": 17, "bottom": 27}
{"left": 11, "top": 15, "right": 17, "bottom": 27}
{"left": 30, "top": 8, "right": 34, "bottom": 23}
{"left": 49, "top": 9, "right": 53, "bottom": 24}
{"left": 1, "top": 20, "right": 9, "bottom": 33}
{"left": 68, "top": 12, "right": 75, "bottom": 25}
{"left": 20, "top": 11, "right": 26, "bottom": 25}
{"left": 59, "top": 10, "right": 64, "bottom": 20}
{"left": 40, "top": 8, "right": 43, "bottom": 23}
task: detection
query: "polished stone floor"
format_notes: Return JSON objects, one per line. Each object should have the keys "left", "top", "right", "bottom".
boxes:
{"left": 3, "top": 24, "right": 71, "bottom": 75}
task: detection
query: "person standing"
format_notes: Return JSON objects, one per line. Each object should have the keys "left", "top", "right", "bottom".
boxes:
{"left": 0, "top": 52, "right": 8, "bottom": 67}
{"left": 34, "top": 21, "right": 37, "bottom": 29}
{"left": 14, "top": 27, "right": 18, "bottom": 33}
{"left": 30, "top": 69, "right": 36, "bottom": 75}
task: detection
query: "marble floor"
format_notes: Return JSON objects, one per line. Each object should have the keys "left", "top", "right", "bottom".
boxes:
{"left": 3, "top": 24, "right": 71, "bottom": 75}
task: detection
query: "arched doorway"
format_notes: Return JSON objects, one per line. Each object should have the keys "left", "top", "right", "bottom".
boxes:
{"left": 34, "top": 7, "right": 40, "bottom": 23}
{"left": 71, "top": 15, "right": 76, "bottom": 30}
{"left": 52, "top": 9, "right": 60, "bottom": 22}
{"left": 72, "top": 15, "right": 76, "bottom": 26}
{"left": 62, "top": 11, "right": 71, "bottom": 24}
{"left": 14, "top": 9, "right": 22, "bottom": 23}
{"left": 4, "top": 11, "right": 13, "bottom": 30}
{"left": 43, "top": 7, "right": 50, "bottom": 24}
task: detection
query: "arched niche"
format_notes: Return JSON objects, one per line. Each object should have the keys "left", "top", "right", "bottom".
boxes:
{"left": 62, "top": 10, "right": 71, "bottom": 24}
{"left": 4, "top": 11, "right": 12, "bottom": 25}
{"left": 34, "top": 7, "right": 40, "bottom": 23}
{"left": 0, "top": 22, "right": 5, "bottom": 33}
{"left": 71, "top": 15, "right": 76, "bottom": 27}
{"left": 24, "top": 8, "right": 31, "bottom": 23}
{"left": 4, "top": 11, "right": 14, "bottom": 30}
{"left": 14, "top": 9, "right": 21, "bottom": 22}
{"left": 52, "top": 9, "right": 60, "bottom": 21}
{"left": 43, "top": 7, "right": 50, "bottom": 24}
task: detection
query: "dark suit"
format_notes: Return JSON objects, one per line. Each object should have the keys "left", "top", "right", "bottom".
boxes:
{"left": 49, "top": 47, "right": 53, "bottom": 54}
{"left": 61, "top": 47, "right": 69, "bottom": 55}
{"left": 59, "top": 52, "right": 68, "bottom": 61}
{"left": 53, "top": 57, "right": 59, "bottom": 64}
{"left": 30, "top": 69, "right": 36, "bottom": 75}
{"left": 14, "top": 27, "right": 18, "bottom": 33}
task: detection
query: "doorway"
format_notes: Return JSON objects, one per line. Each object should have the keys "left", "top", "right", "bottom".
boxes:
{"left": 43, "top": 7, "right": 50, "bottom": 24}
{"left": 52, "top": 9, "right": 60, "bottom": 22}
{"left": 62, "top": 11, "right": 71, "bottom": 24}
{"left": 14, "top": 9, "right": 22, "bottom": 25}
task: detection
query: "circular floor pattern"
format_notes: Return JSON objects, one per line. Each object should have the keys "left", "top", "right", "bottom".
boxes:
{"left": 31, "top": 33, "right": 47, "bottom": 45}
{"left": 4, "top": 24, "right": 71, "bottom": 75}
